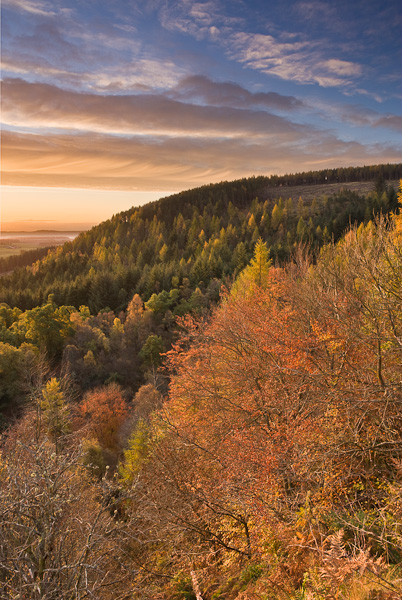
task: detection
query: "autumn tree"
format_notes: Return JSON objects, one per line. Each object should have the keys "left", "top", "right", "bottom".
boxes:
{"left": 0, "top": 411, "right": 132, "bottom": 599}
{"left": 77, "top": 383, "right": 129, "bottom": 453}
{"left": 123, "top": 212, "right": 402, "bottom": 593}
{"left": 39, "top": 377, "right": 71, "bottom": 451}
{"left": 231, "top": 237, "right": 271, "bottom": 294}
{"left": 13, "top": 296, "right": 75, "bottom": 360}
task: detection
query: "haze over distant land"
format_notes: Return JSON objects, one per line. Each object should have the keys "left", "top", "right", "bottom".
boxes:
{"left": 0, "top": 188, "right": 172, "bottom": 231}
{"left": 1, "top": 0, "right": 401, "bottom": 224}
{"left": 1, "top": 222, "right": 96, "bottom": 234}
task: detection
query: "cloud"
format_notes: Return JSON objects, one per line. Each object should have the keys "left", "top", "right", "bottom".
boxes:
{"left": 159, "top": 0, "right": 242, "bottom": 39}
{"left": 1, "top": 56, "right": 81, "bottom": 80}
{"left": 6, "top": 18, "right": 143, "bottom": 69}
{"left": 1, "top": 55, "right": 185, "bottom": 92}
{"left": 2, "top": 11, "right": 183, "bottom": 92}
{"left": 294, "top": 1, "right": 340, "bottom": 29}
{"left": 2, "top": 0, "right": 56, "bottom": 16}
{"left": 157, "top": 1, "right": 365, "bottom": 91}
{"left": 13, "top": 21, "right": 82, "bottom": 63}
{"left": 170, "top": 75, "right": 306, "bottom": 111}
{"left": 313, "top": 99, "right": 402, "bottom": 133}
{"left": 2, "top": 77, "right": 401, "bottom": 194}
{"left": 226, "top": 31, "right": 362, "bottom": 88}
{"left": 2, "top": 126, "right": 400, "bottom": 192}
{"left": 159, "top": 0, "right": 214, "bottom": 39}
{"left": 1, "top": 78, "right": 307, "bottom": 138}
{"left": 3, "top": 3, "right": 152, "bottom": 85}
{"left": 323, "top": 59, "right": 362, "bottom": 77}
{"left": 372, "top": 114, "right": 402, "bottom": 132}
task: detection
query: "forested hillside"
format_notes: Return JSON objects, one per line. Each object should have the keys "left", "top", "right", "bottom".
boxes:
{"left": 0, "top": 245, "right": 55, "bottom": 274}
{"left": 0, "top": 164, "right": 400, "bottom": 313}
{"left": 0, "top": 167, "right": 402, "bottom": 599}
{"left": 1, "top": 184, "right": 402, "bottom": 598}
{"left": 0, "top": 166, "right": 400, "bottom": 415}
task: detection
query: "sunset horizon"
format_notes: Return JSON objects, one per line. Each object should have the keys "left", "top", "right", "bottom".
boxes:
{"left": 1, "top": 0, "right": 401, "bottom": 226}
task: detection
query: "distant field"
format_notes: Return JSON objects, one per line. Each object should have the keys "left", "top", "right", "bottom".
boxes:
{"left": 262, "top": 179, "right": 400, "bottom": 204}
{"left": 0, "top": 233, "right": 78, "bottom": 258}
{"left": 0, "top": 241, "right": 51, "bottom": 259}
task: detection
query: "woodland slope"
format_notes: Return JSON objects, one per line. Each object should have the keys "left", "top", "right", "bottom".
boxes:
{"left": 0, "top": 167, "right": 402, "bottom": 599}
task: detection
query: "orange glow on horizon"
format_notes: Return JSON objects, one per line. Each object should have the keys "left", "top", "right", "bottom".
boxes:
{"left": 1, "top": 186, "right": 174, "bottom": 231}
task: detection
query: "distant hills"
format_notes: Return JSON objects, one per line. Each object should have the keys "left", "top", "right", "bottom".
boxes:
{"left": 1, "top": 230, "right": 83, "bottom": 235}
{"left": 2, "top": 222, "right": 96, "bottom": 233}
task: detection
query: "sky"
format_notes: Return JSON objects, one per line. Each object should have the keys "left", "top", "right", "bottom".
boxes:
{"left": 1, "top": 0, "right": 402, "bottom": 230}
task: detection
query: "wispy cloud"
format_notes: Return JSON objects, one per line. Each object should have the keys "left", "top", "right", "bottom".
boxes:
{"left": 2, "top": 0, "right": 400, "bottom": 201}
{"left": 294, "top": 1, "right": 341, "bottom": 30}
{"left": 322, "top": 59, "right": 361, "bottom": 77}
{"left": 160, "top": 0, "right": 216, "bottom": 39}
{"left": 2, "top": 0, "right": 56, "bottom": 16}
{"left": 13, "top": 21, "right": 82, "bottom": 64}
{"left": 169, "top": 75, "right": 306, "bottom": 111}
{"left": 374, "top": 114, "right": 402, "bottom": 132}
{"left": 2, "top": 0, "right": 383, "bottom": 98}
{"left": 2, "top": 121, "right": 400, "bottom": 192}
{"left": 159, "top": 0, "right": 243, "bottom": 39}
{"left": 312, "top": 98, "right": 402, "bottom": 133}
{"left": 226, "top": 31, "right": 362, "bottom": 88}
{"left": 154, "top": 1, "right": 366, "bottom": 90}
{"left": 1, "top": 55, "right": 184, "bottom": 92}
{"left": 1, "top": 78, "right": 308, "bottom": 138}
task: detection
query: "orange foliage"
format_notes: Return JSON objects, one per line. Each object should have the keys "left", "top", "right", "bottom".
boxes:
{"left": 156, "top": 235, "right": 402, "bottom": 534}
{"left": 161, "top": 269, "right": 318, "bottom": 525}
{"left": 120, "top": 218, "right": 402, "bottom": 592}
{"left": 77, "top": 383, "right": 129, "bottom": 451}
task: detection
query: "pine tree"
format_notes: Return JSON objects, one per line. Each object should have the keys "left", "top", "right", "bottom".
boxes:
{"left": 232, "top": 238, "right": 271, "bottom": 295}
